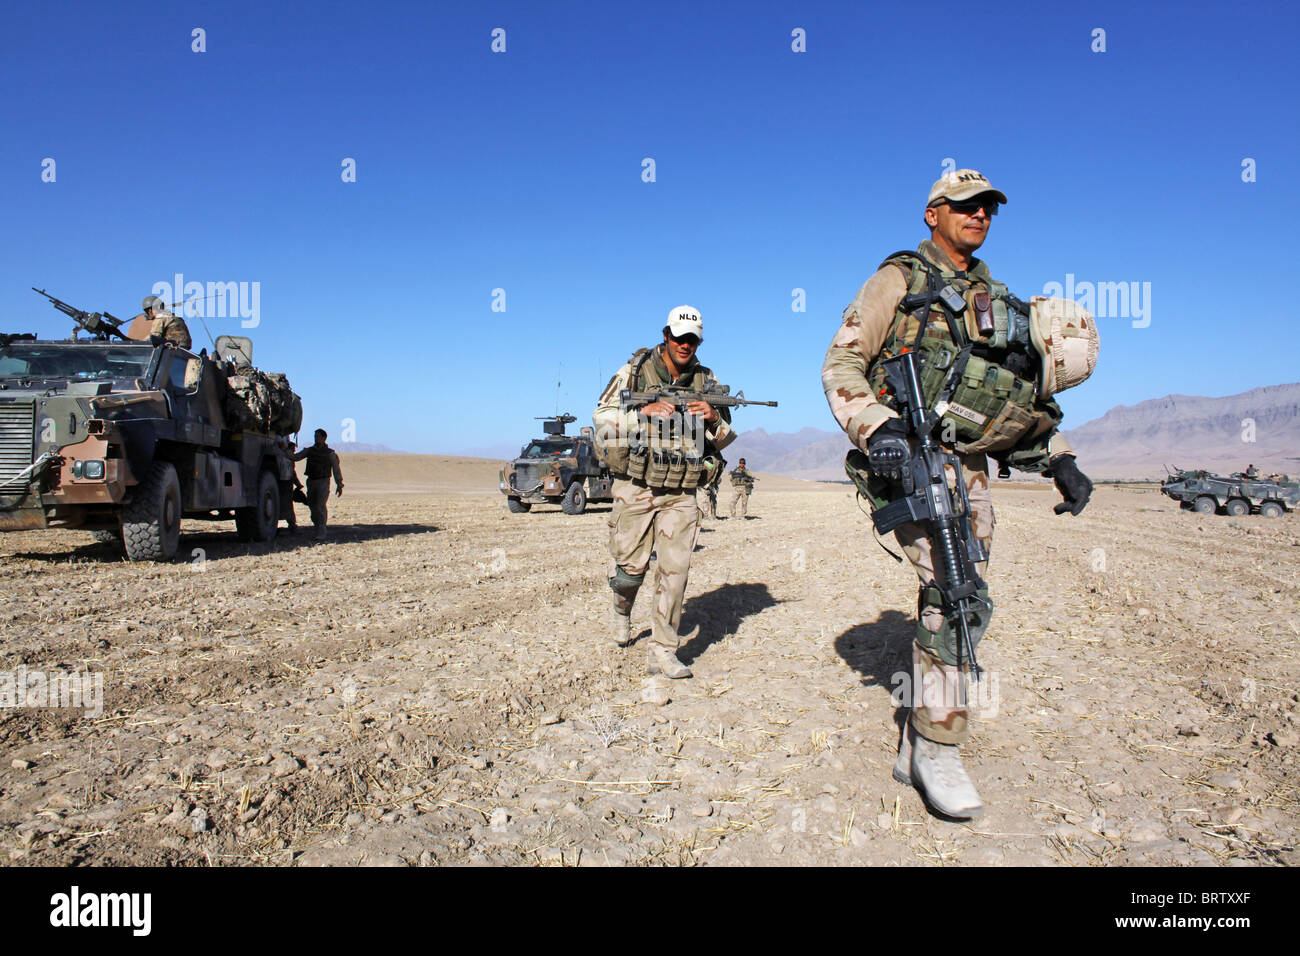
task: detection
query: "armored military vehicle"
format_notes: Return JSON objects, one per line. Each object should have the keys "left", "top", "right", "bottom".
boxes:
{"left": 0, "top": 291, "right": 302, "bottom": 560}
{"left": 499, "top": 414, "right": 613, "bottom": 515}
{"left": 1161, "top": 467, "right": 1299, "bottom": 517}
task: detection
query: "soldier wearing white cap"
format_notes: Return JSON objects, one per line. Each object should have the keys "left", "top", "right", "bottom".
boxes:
{"left": 592, "top": 306, "right": 736, "bottom": 678}
{"left": 822, "top": 169, "right": 1099, "bottom": 818}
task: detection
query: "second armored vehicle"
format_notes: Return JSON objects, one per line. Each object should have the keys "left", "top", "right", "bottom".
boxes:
{"left": 499, "top": 414, "right": 612, "bottom": 515}
{"left": 1161, "top": 467, "right": 1299, "bottom": 517}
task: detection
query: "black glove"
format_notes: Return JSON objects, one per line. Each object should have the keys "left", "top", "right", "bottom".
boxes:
{"left": 867, "top": 417, "right": 910, "bottom": 479}
{"left": 1049, "top": 455, "right": 1092, "bottom": 516}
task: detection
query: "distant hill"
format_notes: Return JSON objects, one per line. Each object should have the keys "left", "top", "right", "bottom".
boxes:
{"left": 726, "top": 426, "right": 851, "bottom": 482}
{"left": 724, "top": 383, "right": 1300, "bottom": 482}
{"left": 1063, "top": 382, "right": 1300, "bottom": 479}
{"left": 335, "top": 442, "right": 411, "bottom": 454}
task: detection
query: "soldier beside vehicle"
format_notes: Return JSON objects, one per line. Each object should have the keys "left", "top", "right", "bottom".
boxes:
{"left": 292, "top": 429, "right": 344, "bottom": 540}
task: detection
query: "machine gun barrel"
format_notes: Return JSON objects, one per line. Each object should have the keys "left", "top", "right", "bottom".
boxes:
{"left": 31, "top": 287, "right": 129, "bottom": 341}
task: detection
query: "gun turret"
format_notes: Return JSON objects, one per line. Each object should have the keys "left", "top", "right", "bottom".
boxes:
{"left": 537, "top": 413, "right": 577, "bottom": 436}
{"left": 32, "top": 288, "right": 129, "bottom": 341}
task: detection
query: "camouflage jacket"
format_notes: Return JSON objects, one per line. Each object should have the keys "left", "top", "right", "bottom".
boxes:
{"left": 593, "top": 344, "right": 737, "bottom": 461}
{"left": 150, "top": 310, "right": 192, "bottom": 349}
{"left": 821, "top": 239, "right": 1073, "bottom": 472}
{"left": 730, "top": 467, "right": 755, "bottom": 491}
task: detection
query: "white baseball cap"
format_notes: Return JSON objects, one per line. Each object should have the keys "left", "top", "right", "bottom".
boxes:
{"left": 666, "top": 305, "right": 703, "bottom": 341}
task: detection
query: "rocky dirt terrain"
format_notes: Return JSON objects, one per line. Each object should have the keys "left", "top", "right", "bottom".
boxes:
{"left": 0, "top": 456, "right": 1296, "bottom": 867}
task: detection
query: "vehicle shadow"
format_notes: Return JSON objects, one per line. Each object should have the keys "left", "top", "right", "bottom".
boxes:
{"left": 675, "top": 582, "right": 780, "bottom": 665}
{"left": 11, "top": 521, "right": 439, "bottom": 564}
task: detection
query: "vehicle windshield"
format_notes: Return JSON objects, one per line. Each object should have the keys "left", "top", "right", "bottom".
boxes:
{"left": 0, "top": 342, "right": 155, "bottom": 381}
{"left": 522, "top": 441, "right": 575, "bottom": 458}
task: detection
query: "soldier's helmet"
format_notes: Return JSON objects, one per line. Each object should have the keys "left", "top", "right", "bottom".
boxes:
{"left": 142, "top": 294, "right": 165, "bottom": 313}
{"left": 1028, "top": 296, "right": 1100, "bottom": 397}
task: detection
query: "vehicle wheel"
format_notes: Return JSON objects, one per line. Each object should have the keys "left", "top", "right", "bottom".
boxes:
{"left": 1192, "top": 496, "right": 1217, "bottom": 515}
{"left": 123, "top": 461, "right": 182, "bottom": 561}
{"left": 236, "top": 470, "right": 280, "bottom": 541}
{"left": 507, "top": 497, "right": 531, "bottom": 514}
{"left": 1178, "top": 501, "right": 1193, "bottom": 510}
{"left": 1225, "top": 498, "right": 1249, "bottom": 516}
{"left": 561, "top": 481, "right": 588, "bottom": 515}
{"left": 1260, "top": 501, "right": 1284, "bottom": 518}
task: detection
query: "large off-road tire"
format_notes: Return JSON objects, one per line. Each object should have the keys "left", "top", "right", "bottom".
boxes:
{"left": 1225, "top": 498, "right": 1250, "bottom": 517}
{"left": 506, "top": 497, "right": 531, "bottom": 514}
{"left": 236, "top": 470, "right": 279, "bottom": 541}
{"left": 122, "top": 461, "right": 182, "bottom": 561}
{"left": 1193, "top": 496, "right": 1217, "bottom": 515}
{"left": 561, "top": 481, "right": 588, "bottom": 515}
{"left": 1260, "top": 501, "right": 1284, "bottom": 518}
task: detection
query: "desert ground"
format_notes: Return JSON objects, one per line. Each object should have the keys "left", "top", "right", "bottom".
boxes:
{"left": 0, "top": 454, "right": 1296, "bottom": 867}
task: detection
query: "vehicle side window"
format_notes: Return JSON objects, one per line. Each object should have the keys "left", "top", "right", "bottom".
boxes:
{"left": 168, "top": 355, "right": 200, "bottom": 393}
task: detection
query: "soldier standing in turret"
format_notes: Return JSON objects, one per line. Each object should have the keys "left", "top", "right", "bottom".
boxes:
{"left": 293, "top": 429, "right": 344, "bottom": 540}
{"left": 142, "top": 295, "right": 191, "bottom": 349}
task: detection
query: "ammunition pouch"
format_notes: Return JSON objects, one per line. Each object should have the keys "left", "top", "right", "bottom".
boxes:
{"left": 625, "top": 441, "right": 705, "bottom": 491}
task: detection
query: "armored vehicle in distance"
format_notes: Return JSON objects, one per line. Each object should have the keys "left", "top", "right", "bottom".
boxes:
{"left": 499, "top": 414, "right": 613, "bottom": 515}
{"left": 1, "top": 293, "right": 302, "bottom": 560}
{"left": 1161, "top": 467, "right": 1299, "bottom": 518}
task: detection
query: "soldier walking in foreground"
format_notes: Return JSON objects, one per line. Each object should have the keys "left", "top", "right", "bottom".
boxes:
{"left": 729, "top": 458, "right": 756, "bottom": 517}
{"left": 293, "top": 429, "right": 344, "bottom": 540}
{"left": 141, "top": 295, "right": 192, "bottom": 349}
{"left": 822, "top": 169, "right": 1098, "bottom": 818}
{"left": 593, "top": 306, "right": 736, "bottom": 678}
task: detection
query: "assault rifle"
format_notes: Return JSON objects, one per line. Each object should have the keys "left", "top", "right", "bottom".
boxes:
{"left": 32, "top": 288, "right": 130, "bottom": 341}
{"left": 619, "top": 383, "right": 778, "bottom": 413}
{"left": 870, "top": 349, "right": 988, "bottom": 690}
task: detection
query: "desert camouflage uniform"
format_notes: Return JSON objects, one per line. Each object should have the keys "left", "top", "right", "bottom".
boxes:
{"left": 594, "top": 346, "right": 735, "bottom": 650}
{"left": 701, "top": 482, "right": 718, "bottom": 519}
{"left": 150, "top": 309, "right": 192, "bottom": 349}
{"left": 822, "top": 239, "right": 1073, "bottom": 746}
{"left": 729, "top": 466, "right": 755, "bottom": 517}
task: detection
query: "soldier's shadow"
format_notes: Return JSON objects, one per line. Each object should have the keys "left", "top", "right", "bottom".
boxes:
{"left": 833, "top": 609, "right": 915, "bottom": 739}
{"left": 675, "top": 582, "right": 779, "bottom": 665}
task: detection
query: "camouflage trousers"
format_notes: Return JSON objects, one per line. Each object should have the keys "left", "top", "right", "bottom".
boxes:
{"left": 701, "top": 487, "right": 717, "bottom": 519}
{"left": 892, "top": 453, "right": 993, "bottom": 747}
{"left": 608, "top": 479, "right": 701, "bottom": 649}
{"left": 730, "top": 490, "right": 750, "bottom": 517}
{"left": 306, "top": 478, "right": 331, "bottom": 536}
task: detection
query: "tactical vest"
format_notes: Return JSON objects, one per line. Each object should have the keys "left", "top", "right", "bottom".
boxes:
{"left": 301, "top": 444, "right": 336, "bottom": 480}
{"left": 867, "top": 250, "right": 1061, "bottom": 455}
{"left": 620, "top": 346, "right": 718, "bottom": 491}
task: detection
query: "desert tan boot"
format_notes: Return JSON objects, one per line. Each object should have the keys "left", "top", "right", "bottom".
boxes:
{"left": 647, "top": 644, "right": 691, "bottom": 679}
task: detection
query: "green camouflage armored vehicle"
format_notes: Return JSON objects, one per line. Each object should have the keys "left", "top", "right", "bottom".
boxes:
{"left": 1161, "top": 467, "right": 1299, "bottom": 518}
{"left": 1, "top": 294, "right": 301, "bottom": 560}
{"left": 499, "top": 414, "right": 613, "bottom": 515}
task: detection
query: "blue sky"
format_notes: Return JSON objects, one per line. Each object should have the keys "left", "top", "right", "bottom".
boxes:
{"left": 2, "top": 0, "right": 1296, "bottom": 455}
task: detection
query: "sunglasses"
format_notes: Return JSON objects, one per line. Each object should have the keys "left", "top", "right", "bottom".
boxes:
{"left": 668, "top": 333, "right": 701, "bottom": 347}
{"left": 943, "top": 198, "right": 999, "bottom": 216}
